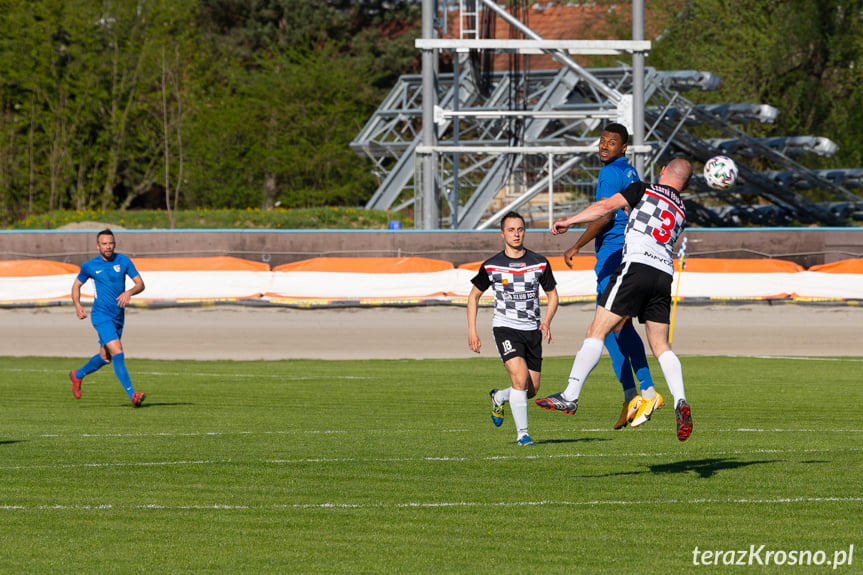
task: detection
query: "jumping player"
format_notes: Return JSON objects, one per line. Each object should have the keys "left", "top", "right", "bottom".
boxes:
{"left": 536, "top": 159, "right": 694, "bottom": 441}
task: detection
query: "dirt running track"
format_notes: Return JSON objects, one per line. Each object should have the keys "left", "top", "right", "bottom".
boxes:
{"left": 2, "top": 304, "right": 861, "bottom": 360}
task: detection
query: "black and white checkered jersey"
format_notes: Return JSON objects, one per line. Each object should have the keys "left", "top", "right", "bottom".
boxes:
{"left": 471, "top": 249, "right": 557, "bottom": 331}
{"left": 620, "top": 181, "right": 687, "bottom": 275}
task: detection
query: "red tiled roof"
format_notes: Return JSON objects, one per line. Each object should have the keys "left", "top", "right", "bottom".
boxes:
{"left": 444, "top": 2, "right": 671, "bottom": 70}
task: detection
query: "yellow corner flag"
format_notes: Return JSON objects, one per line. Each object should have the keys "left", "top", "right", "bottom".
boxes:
{"left": 669, "top": 236, "right": 687, "bottom": 344}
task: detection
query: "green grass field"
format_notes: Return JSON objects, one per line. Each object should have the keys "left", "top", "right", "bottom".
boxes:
{"left": 1, "top": 355, "right": 861, "bottom": 573}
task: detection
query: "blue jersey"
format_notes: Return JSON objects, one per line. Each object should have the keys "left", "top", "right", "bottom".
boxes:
{"left": 594, "top": 156, "right": 639, "bottom": 253}
{"left": 77, "top": 253, "right": 140, "bottom": 322}
{"left": 593, "top": 156, "right": 639, "bottom": 287}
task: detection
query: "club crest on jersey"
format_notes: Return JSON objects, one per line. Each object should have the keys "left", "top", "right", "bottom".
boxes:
{"left": 113, "top": 265, "right": 121, "bottom": 272}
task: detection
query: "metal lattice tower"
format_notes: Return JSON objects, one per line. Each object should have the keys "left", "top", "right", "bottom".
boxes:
{"left": 351, "top": 1, "right": 863, "bottom": 228}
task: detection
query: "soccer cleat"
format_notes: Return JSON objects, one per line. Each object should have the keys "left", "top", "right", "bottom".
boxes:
{"left": 131, "top": 392, "right": 146, "bottom": 408}
{"left": 676, "top": 399, "right": 692, "bottom": 441}
{"left": 630, "top": 393, "right": 664, "bottom": 427}
{"left": 70, "top": 371, "right": 83, "bottom": 400}
{"left": 535, "top": 393, "right": 578, "bottom": 414}
{"left": 614, "top": 395, "right": 642, "bottom": 430}
{"left": 489, "top": 389, "right": 505, "bottom": 427}
{"left": 516, "top": 434, "right": 536, "bottom": 447}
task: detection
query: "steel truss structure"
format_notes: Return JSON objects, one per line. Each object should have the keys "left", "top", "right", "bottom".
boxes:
{"left": 351, "top": 2, "right": 863, "bottom": 228}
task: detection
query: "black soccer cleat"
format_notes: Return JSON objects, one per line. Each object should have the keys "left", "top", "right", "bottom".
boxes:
{"left": 535, "top": 393, "right": 578, "bottom": 415}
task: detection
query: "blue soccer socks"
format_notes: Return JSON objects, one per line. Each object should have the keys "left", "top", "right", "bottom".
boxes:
{"left": 616, "top": 325, "right": 655, "bottom": 392}
{"left": 76, "top": 353, "right": 110, "bottom": 380}
{"left": 604, "top": 330, "right": 636, "bottom": 393}
{"left": 111, "top": 353, "right": 136, "bottom": 400}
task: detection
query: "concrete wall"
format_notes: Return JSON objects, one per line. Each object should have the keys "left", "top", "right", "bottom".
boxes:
{"left": 1, "top": 228, "right": 862, "bottom": 268}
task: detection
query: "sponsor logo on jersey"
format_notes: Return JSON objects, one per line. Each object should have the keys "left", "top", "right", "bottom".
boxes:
{"left": 642, "top": 251, "right": 673, "bottom": 266}
{"left": 504, "top": 291, "right": 537, "bottom": 301}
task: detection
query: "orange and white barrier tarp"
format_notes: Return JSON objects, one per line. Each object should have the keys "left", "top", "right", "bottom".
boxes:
{"left": 0, "top": 259, "right": 79, "bottom": 277}
{"left": 134, "top": 256, "right": 270, "bottom": 272}
{"left": 268, "top": 257, "right": 457, "bottom": 299}
{"left": 274, "top": 257, "right": 453, "bottom": 274}
{"left": 0, "top": 256, "right": 861, "bottom": 305}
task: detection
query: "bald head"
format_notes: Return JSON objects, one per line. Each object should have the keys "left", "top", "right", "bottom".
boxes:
{"left": 659, "top": 159, "right": 693, "bottom": 191}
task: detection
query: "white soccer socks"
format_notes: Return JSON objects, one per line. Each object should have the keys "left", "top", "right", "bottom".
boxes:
{"left": 509, "top": 388, "right": 529, "bottom": 439}
{"left": 657, "top": 350, "right": 686, "bottom": 406}
{"left": 562, "top": 337, "right": 605, "bottom": 401}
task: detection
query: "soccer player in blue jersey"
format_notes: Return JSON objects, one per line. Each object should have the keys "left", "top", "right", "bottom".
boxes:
{"left": 537, "top": 159, "right": 694, "bottom": 441}
{"left": 562, "top": 123, "right": 659, "bottom": 430}
{"left": 70, "top": 229, "right": 146, "bottom": 407}
{"left": 467, "top": 212, "right": 559, "bottom": 446}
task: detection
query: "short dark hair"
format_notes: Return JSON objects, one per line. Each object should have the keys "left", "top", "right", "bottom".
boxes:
{"left": 500, "top": 211, "right": 525, "bottom": 230}
{"left": 603, "top": 122, "right": 629, "bottom": 145}
{"left": 97, "top": 228, "right": 114, "bottom": 240}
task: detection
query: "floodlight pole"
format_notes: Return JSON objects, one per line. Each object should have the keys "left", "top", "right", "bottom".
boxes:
{"left": 420, "top": 0, "right": 439, "bottom": 229}
{"left": 633, "top": 0, "right": 646, "bottom": 176}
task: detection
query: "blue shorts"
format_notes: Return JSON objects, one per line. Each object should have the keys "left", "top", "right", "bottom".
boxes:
{"left": 92, "top": 317, "right": 124, "bottom": 347}
{"left": 595, "top": 246, "right": 624, "bottom": 296}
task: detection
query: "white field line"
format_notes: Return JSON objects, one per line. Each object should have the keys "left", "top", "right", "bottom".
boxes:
{"left": 2, "top": 368, "right": 372, "bottom": 380}
{"left": 2, "top": 459, "right": 231, "bottom": 471}
{"left": 732, "top": 356, "right": 863, "bottom": 362}
{"left": 3, "top": 354, "right": 863, "bottom": 380}
{"left": 268, "top": 445, "right": 863, "bottom": 464}
{"left": 2, "top": 446, "right": 860, "bottom": 472}
{"left": 2, "top": 496, "right": 861, "bottom": 512}
{"left": 23, "top": 426, "right": 863, "bottom": 441}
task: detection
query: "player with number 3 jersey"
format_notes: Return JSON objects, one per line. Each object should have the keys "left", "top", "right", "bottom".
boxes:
{"left": 535, "top": 159, "right": 694, "bottom": 441}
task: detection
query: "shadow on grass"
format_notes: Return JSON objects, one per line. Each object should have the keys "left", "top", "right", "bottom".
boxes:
{"left": 576, "top": 458, "right": 780, "bottom": 479}
{"left": 648, "top": 458, "right": 780, "bottom": 479}
{"left": 131, "top": 402, "right": 195, "bottom": 408}
{"left": 0, "top": 440, "right": 25, "bottom": 446}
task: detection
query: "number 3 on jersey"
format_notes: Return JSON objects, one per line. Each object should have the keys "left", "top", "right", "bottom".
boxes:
{"left": 652, "top": 209, "right": 675, "bottom": 243}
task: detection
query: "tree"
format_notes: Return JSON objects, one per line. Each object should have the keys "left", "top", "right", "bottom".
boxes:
{"left": 0, "top": 0, "right": 201, "bottom": 224}
{"left": 649, "top": 0, "right": 863, "bottom": 168}
{"left": 0, "top": 0, "right": 422, "bottom": 224}
{"left": 183, "top": 44, "right": 382, "bottom": 209}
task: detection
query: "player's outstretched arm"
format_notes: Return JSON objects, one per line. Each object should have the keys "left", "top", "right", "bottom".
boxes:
{"left": 552, "top": 195, "right": 627, "bottom": 234}
{"left": 564, "top": 214, "right": 613, "bottom": 268}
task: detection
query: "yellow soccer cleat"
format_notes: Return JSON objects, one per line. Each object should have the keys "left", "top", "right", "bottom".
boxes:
{"left": 630, "top": 393, "right": 664, "bottom": 427}
{"left": 614, "top": 395, "right": 642, "bottom": 429}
